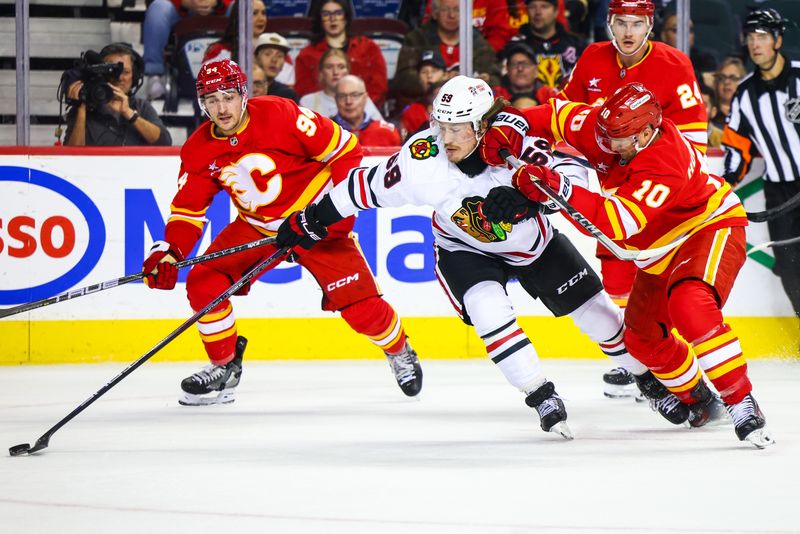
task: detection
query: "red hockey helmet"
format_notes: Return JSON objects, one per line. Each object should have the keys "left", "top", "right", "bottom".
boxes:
{"left": 607, "top": 0, "right": 655, "bottom": 19}
{"left": 195, "top": 59, "right": 248, "bottom": 115}
{"left": 595, "top": 83, "right": 662, "bottom": 154}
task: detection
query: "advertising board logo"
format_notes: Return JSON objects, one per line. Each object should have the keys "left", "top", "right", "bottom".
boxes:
{"left": 0, "top": 166, "right": 105, "bottom": 304}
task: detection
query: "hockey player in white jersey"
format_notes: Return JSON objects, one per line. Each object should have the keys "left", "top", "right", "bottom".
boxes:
{"left": 276, "top": 75, "right": 685, "bottom": 438}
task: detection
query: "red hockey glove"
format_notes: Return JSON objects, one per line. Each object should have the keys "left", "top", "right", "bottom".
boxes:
{"left": 142, "top": 240, "right": 183, "bottom": 290}
{"left": 479, "top": 106, "right": 529, "bottom": 166}
{"left": 480, "top": 186, "right": 540, "bottom": 224}
{"left": 276, "top": 204, "right": 329, "bottom": 259}
{"left": 512, "top": 164, "right": 571, "bottom": 212}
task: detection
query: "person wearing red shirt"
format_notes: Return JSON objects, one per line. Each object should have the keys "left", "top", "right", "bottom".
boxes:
{"left": 333, "top": 75, "right": 402, "bottom": 147}
{"left": 481, "top": 84, "right": 774, "bottom": 449}
{"left": 294, "top": 0, "right": 388, "bottom": 107}
{"left": 400, "top": 50, "right": 448, "bottom": 139}
{"left": 557, "top": 0, "right": 708, "bottom": 395}
{"left": 142, "top": 60, "right": 420, "bottom": 406}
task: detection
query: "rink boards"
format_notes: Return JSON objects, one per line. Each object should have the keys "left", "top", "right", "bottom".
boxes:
{"left": 0, "top": 148, "right": 796, "bottom": 364}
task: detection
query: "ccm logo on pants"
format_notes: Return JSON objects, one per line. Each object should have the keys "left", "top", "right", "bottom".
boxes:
{"left": 557, "top": 268, "right": 588, "bottom": 295}
{"left": 327, "top": 273, "right": 360, "bottom": 291}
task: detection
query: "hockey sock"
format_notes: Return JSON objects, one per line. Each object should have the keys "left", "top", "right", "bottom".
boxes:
{"left": 187, "top": 264, "right": 239, "bottom": 365}
{"left": 669, "top": 280, "right": 751, "bottom": 404}
{"left": 340, "top": 296, "right": 407, "bottom": 354}
{"left": 568, "top": 291, "right": 648, "bottom": 375}
{"left": 465, "top": 281, "right": 544, "bottom": 390}
{"left": 625, "top": 328, "right": 701, "bottom": 403}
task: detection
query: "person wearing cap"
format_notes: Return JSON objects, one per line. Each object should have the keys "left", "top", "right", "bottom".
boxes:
{"left": 723, "top": 8, "right": 800, "bottom": 327}
{"left": 299, "top": 48, "right": 384, "bottom": 121}
{"left": 392, "top": 0, "right": 500, "bottom": 102}
{"left": 333, "top": 75, "right": 402, "bottom": 147}
{"left": 254, "top": 32, "right": 299, "bottom": 102}
{"left": 503, "top": 0, "right": 585, "bottom": 98}
{"left": 294, "top": 0, "right": 388, "bottom": 107}
{"left": 493, "top": 43, "right": 540, "bottom": 105}
{"left": 400, "top": 50, "right": 449, "bottom": 138}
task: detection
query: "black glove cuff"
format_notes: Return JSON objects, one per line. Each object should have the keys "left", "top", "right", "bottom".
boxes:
{"left": 315, "top": 195, "right": 345, "bottom": 226}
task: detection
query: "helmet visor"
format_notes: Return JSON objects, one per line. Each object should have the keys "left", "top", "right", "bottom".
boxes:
{"left": 431, "top": 119, "right": 477, "bottom": 144}
{"left": 595, "top": 125, "right": 637, "bottom": 155}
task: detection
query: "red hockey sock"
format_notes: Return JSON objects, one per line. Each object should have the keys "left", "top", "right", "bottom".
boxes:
{"left": 340, "top": 296, "right": 407, "bottom": 354}
{"left": 625, "top": 329, "right": 701, "bottom": 403}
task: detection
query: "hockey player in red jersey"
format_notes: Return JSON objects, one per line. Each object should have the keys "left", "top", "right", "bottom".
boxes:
{"left": 142, "top": 59, "right": 421, "bottom": 405}
{"left": 483, "top": 83, "right": 774, "bottom": 448}
{"left": 555, "top": 0, "right": 709, "bottom": 396}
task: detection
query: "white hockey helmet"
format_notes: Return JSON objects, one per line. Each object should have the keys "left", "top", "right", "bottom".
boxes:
{"left": 431, "top": 75, "right": 495, "bottom": 133}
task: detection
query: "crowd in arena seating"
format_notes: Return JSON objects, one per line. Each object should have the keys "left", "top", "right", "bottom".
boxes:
{"left": 67, "top": 0, "right": 797, "bottom": 148}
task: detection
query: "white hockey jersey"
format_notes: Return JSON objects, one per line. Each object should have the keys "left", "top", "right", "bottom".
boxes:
{"left": 329, "top": 129, "right": 589, "bottom": 266}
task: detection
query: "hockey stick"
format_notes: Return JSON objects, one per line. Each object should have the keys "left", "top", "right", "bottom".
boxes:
{"left": 501, "top": 150, "right": 688, "bottom": 262}
{"left": 0, "top": 236, "right": 277, "bottom": 319}
{"left": 555, "top": 150, "right": 800, "bottom": 224}
{"left": 8, "top": 246, "right": 289, "bottom": 457}
{"left": 747, "top": 235, "right": 800, "bottom": 255}
{"left": 745, "top": 190, "right": 800, "bottom": 223}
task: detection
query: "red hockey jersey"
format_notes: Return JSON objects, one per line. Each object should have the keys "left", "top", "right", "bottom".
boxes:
{"left": 524, "top": 100, "right": 747, "bottom": 274}
{"left": 560, "top": 41, "right": 708, "bottom": 153}
{"left": 165, "top": 97, "right": 361, "bottom": 257}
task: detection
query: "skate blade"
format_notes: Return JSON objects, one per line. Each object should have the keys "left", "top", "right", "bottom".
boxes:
{"left": 548, "top": 421, "right": 574, "bottom": 440}
{"left": 745, "top": 428, "right": 776, "bottom": 449}
{"left": 179, "top": 389, "right": 235, "bottom": 406}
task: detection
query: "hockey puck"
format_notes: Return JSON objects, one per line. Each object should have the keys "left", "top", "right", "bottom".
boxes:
{"left": 9, "top": 443, "right": 31, "bottom": 456}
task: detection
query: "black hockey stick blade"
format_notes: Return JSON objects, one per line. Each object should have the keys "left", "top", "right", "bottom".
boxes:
{"left": 8, "top": 246, "right": 289, "bottom": 457}
{"left": 746, "top": 190, "right": 800, "bottom": 223}
{"left": 0, "top": 236, "right": 276, "bottom": 319}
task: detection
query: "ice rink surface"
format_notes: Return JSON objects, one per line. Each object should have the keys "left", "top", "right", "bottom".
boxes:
{"left": 1, "top": 358, "right": 798, "bottom": 534}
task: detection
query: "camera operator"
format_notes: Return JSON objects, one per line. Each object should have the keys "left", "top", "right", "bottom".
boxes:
{"left": 64, "top": 43, "right": 171, "bottom": 146}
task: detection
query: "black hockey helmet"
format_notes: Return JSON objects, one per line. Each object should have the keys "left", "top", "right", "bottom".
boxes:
{"left": 742, "top": 8, "right": 786, "bottom": 42}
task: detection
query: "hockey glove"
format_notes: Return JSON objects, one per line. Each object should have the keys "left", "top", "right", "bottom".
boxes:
{"left": 479, "top": 106, "right": 529, "bottom": 167}
{"left": 481, "top": 186, "right": 540, "bottom": 224}
{"left": 276, "top": 204, "right": 329, "bottom": 258}
{"left": 512, "top": 164, "right": 572, "bottom": 212}
{"left": 142, "top": 240, "right": 183, "bottom": 290}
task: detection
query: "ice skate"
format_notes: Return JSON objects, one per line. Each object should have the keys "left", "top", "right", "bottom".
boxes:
{"left": 385, "top": 341, "right": 422, "bottom": 397}
{"left": 525, "top": 381, "right": 573, "bottom": 440}
{"left": 179, "top": 336, "right": 247, "bottom": 406}
{"left": 725, "top": 393, "right": 775, "bottom": 449}
{"left": 603, "top": 367, "right": 642, "bottom": 400}
{"left": 633, "top": 371, "right": 690, "bottom": 425}
{"left": 686, "top": 381, "right": 728, "bottom": 428}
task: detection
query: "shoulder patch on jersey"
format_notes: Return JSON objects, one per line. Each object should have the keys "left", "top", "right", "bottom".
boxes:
{"left": 409, "top": 135, "right": 439, "bottom": 160}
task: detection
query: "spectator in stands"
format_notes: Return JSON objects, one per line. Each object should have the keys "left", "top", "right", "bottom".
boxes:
{"left": 472, "top": 1, "right": 514, "bottom": 53}
{"left": 392, "top": 0, "right": 501, "bottom": 101}
{"left": 203, "top": 0, "right": 266, "bottom": 63}
{"left": 254, "top": 33, "right": 299, "bottom": 102}
{"left": 658, "top": 12, "right": 717, "bottom": 87}
{"left": 417, "top": 49, "right": 449, "bottom": 93}
{"left": 699, "top": 82, "right": 723, "bottom": 148}
{"left": 401, "top": 73, "right": 446, "bottom": 140}
{"left": 143, "top": 0, "right": 232, "bottom": 100}
{"left": 251, "top": 64, "right": 268, "bottom": 97}
{"left": 493, "top": 43, "right": 540, "bottom": 103}
{"left": 333, "top": 75, "right": 402, "bottom": 146}
{"left": 299, "top": 49, "right": 384, "bottom": 120}
{"left": 712, "top": 56, "right": 747, "bottom": 129}
{"left": 294, "top": 0, "right": 388, "bottom": 107}
{"left": 504, "top": 0, "right": 585, "bottom": 100}
{"left": 64, "top": 43, "right": 171, "bottom": 146}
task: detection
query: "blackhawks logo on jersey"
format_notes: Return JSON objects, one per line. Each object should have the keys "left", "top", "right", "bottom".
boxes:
{"left": 452, "top": 196, "right": 512, "bottom": 243}
{"left": 409, "top": 135, "right": 439, "bottom": 160}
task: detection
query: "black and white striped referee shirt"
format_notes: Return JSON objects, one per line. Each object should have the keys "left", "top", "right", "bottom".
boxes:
{"left": 722, "top": 59, "right": 800, "bottom": 184}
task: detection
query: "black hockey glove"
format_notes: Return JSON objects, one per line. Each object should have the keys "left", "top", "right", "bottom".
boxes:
{"left": 481, "top": 186, "right": 540, "bottom": 224}
{"left": 277, "top": 204, "right": 329, "bottom": 259}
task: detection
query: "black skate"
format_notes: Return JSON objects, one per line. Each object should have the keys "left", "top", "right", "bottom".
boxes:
{"left": 725, "top": 393, "right": 775, "bottom": 448}
{"left": 385, "top": 341, "right": 422, "bottom": 397}
{"left": 603, "top": 367, "right": 641, "bottom": 400}
{"left": 633, "top": 371, "right": 690, "bottom": 425}
{"left": 686, "top": 381, "right": 728, "bottom": 428}
{"left": 525, "top": 381, "right": 573, "bottom": 440}
{"left": 179, "top": 336, "right": 247, "bottom": 406}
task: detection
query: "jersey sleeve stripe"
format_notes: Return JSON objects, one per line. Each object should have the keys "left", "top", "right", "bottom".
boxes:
{"left": 553, "top": 101, "right": 581, "bottom": 143}
{"left": 170, "top": 205, "right": 209, "bottom": 216}
{"left": 167, "top": 214, "right": 206, "bottom": 230}
{"left": 602, "top": 199, "right": 625, "bottom": 240}
{"left": 279, "top": 167, "right": 333, "bottom": 218}
{"left": 365, "top": 166, "right": 380, "bottom": 207}
{"left": 313, "top": 122, "right": 342, "bottom": 162}
{"left": 615, "top": 195, "right": 647, "bottom": 229}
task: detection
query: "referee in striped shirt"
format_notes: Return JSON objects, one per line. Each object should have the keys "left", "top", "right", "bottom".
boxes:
{"left": 723, "top": 7, "right": 800, "bottom": 323}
